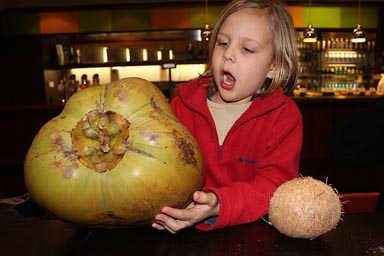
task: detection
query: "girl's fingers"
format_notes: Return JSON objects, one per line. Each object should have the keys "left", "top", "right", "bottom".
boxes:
{"left": 161, "top": 207, "right": 191, "bottom": 221}
{"left": 151, "top": 222, "right": 165, "bottom": 230}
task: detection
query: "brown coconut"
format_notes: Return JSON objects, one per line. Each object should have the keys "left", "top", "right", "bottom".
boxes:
{"left": 268, "top": 176, "right": 342, "bottom": 239}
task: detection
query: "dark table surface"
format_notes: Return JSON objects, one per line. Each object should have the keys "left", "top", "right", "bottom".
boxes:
{"left": 0, "top": 212, "right": 383, "bottom": 256}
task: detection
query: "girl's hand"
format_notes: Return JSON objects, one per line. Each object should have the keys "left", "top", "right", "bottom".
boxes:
{"left": 151, "top": 191, "right": 220, "bottom": 234}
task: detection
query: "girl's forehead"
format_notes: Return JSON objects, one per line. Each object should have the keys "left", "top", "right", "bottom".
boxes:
{"left": 223, "top": 8, "right": 271, "bottom": 28}
{"left": 219, "top": 8, "right": 274, "bottom": 39}
{"left": 233, "top": 7, "right": 268, "bottom": 18}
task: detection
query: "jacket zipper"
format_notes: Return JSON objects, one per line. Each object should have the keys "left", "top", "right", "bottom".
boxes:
{"left": 217, "top": 145, "right": 223, "bottom": 160}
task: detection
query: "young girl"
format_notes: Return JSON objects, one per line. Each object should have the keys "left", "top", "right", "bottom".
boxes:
{"left": 152, "top": 0, "right": 302, "bottom": 233}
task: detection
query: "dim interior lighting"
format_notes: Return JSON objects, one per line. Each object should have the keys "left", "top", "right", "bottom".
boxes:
{"left": 126, "top": 48, "right": 131, "bottom": 62}
{"left": 142, "top": 49, "right": 148, "bottom": 61}
{"left": 352, "top": 24, "right": 366, "bottom": 43}
{"left": 103, "top": 47, "right": 108, "bottom": 63}
{"left": 169, "top": 49, "right": 174, "bottom": 60}
{"left": 303, "top": 24, "right": 318, "bottom": 43}
{"left": 303, "top": 0, "right": 317, "bottom": 43}
{"left": 351, "top": 0, "right": 366, "bottom": 43}
{"left": 156, "top": 50, "right": 162, "bottom": 61}
{"left": 201, "top": 0, "right": 212, "bottom": 42}
{"left": 201, "top": 24, "right": 212, "bottom": 42}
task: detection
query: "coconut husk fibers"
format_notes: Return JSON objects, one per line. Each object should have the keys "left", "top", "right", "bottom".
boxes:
{"left": 268, "top": 176, "right": 342, "bottom": 239}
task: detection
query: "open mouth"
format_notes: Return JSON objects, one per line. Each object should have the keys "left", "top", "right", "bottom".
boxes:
{"left": 222, "top": 72, "right": 236, "bottom": 89}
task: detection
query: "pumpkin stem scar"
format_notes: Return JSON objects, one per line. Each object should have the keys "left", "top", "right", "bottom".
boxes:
{"left": 71, "top": 110, "right": 130, "bottom": 172}
{"left": 98, "top": 130, "right": 111, "bottom": 153}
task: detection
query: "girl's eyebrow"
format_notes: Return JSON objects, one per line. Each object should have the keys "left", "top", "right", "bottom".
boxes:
{"left": 219, "top": 23, "right": 272, "bottom": 50}
{"left": 239, "top": 36, "right": 263, "bottom": 48}
{"left": 217, "top": 32, "right": 260, "bottom": 45}
{"left": 217, "top": 32, "right": 228, "bottom": 38}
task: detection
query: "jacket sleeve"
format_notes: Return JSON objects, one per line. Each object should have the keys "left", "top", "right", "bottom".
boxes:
{"left": 196, "top": 103, "right": 303, "bottom": 231}
{"left": 170, "top": 96, "right": 182, "bottom": 118}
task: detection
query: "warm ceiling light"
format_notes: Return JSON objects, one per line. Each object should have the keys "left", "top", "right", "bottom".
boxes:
{"left": 303, "top": 24, "right": 318, "bottom": 43}
{"left": 351, "top": 0, "right": 366, "bottom": 43}
{"left": 352, "top": 24, "right": 366, "bottom": 43}
{"left": 200, "top": 0, "right": 211, "bottom": 58}
{"left": 201, "top": 0, "right": 211, "bottom": 42}
{"left": 201, "top": 24, "right": 211, "bottom": 42}
{"left": 303, "top": 0, "right": 317, "bottom": 43}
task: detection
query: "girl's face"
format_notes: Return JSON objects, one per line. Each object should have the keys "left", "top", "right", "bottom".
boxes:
{"left": 211, "top": 8, "right": 275, "bottom": 104}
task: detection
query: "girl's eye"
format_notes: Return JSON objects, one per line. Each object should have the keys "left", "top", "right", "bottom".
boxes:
{"left": 243, "top": 47, "right": 254, "bottom": 53}
{"left": 217, "top": 40, "right": 228, "bottom": 46}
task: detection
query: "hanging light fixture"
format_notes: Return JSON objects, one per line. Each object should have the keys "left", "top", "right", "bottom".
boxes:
{"left": 351, "top": 0, "right": 366, "bottom": 43}
{"left": 201, "top": 24, "right": 211, "bottom": 42}
{"left": 303, "top": 0, "right": 317, "bottom": 43}
{"left": 200, "top": 0, "right": 211, "bottom": 59}
{"left": 303, "top": 24, "right": 318, "bottom": 43}
{"left": 201, "top": 0, "right": 211, "bottom": 42}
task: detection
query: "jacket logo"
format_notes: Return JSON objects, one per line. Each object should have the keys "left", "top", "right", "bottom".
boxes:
{"left": 238, "top": 157, "right": 258, "bottom": 164}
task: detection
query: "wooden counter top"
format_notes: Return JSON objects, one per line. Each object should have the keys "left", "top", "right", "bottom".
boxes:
{"left": 0, "top": 212, "right": 383, "bottom": 256}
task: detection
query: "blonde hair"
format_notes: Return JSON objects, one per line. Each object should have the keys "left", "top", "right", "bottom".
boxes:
{"left": 202, "top": 0, "right": 298, "bottom": 96}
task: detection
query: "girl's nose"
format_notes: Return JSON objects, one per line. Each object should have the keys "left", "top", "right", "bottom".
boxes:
{"left": 222, "top": 49, "right": 235, "bottom": 63}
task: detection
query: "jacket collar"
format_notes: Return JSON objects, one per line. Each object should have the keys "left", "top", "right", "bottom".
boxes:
{"left": 178, "top": 77, "right": 287, "bottom": 118}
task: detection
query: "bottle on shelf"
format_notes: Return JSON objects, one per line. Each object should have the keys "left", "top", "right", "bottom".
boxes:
{"left": 90, "top": 74, "right": 100, "bottom": 87}
{"left": 76, "top": 49, "right": 81, "bottom": 64}
{"left": 80, "top": 74, "right": 89, "bottom": 90}
{"left": 187, "top": 42, "right": 194, "bottom": 60}
{"left": 66, "top": 74, "right": 77, "bottom": 99}
{"left": 69, "top": 47, "right": 76, "bottom": 64}
{"left": 57, "top": 79, "right": 66, "bottom": 103}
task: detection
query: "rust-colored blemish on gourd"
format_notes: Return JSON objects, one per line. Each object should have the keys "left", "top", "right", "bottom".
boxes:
{"left": 113, "top": 85, "right": 130, "bottom": 103}
{"left": 174, "top": 130, "right": 197, "bottom": 166}
{"left": 50, "top": 160, "right": 79, "bottom": 179}
{"left": 50, "top": 131, "right": 72, "bottom": 155}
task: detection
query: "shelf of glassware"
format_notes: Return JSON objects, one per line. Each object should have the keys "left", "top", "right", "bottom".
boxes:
{"left": 296, "top": 37, "right": 320, "bottom": 93}
{"left": 44, "top": 63, "right": 207, "bottom": 104}
{"left": 319, "top": 48, "right": 375, "bottom": 94}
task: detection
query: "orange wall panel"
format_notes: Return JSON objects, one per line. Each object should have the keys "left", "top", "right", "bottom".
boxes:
{"left": 152, "top": 7, "right": 190, "bottom": 29}
{"left": 286, "top": 6, "right": 304, "bottom": 28}
{"left": 39, "top": 12, "right": 79, "bottom": 34}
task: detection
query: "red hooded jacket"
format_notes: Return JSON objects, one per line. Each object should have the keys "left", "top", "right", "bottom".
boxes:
{"left": 171, "top": 77, "right": 303, "bottom": 231}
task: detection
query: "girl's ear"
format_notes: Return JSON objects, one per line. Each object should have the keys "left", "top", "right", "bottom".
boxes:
{"left": 266, "top": 63, "right": 276, "bottom": 79}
